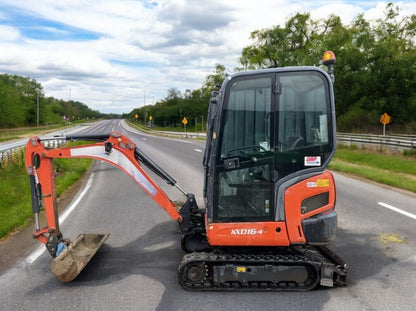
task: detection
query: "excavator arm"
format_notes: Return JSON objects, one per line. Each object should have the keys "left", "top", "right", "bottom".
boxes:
{"left": 25, "top": 131, "right": 203, "bottom": 281}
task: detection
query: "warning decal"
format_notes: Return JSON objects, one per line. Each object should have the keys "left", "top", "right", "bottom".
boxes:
{"left": 304, "top": 156, "right": 321, "bottom": 166}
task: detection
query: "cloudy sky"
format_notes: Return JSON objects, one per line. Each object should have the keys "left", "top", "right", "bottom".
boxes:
{"left": 1, "top": 1, "right": 415, "bottom": 114}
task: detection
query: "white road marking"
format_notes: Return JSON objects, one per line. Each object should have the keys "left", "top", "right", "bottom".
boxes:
{"left": 378, "top": 202, "right": 416, "bottom": 221}
{"left": 25, "top": 173, "right": 95, "bottom": 264}
{"left": 194, "top": 149, "right": 202, "bottom": 153}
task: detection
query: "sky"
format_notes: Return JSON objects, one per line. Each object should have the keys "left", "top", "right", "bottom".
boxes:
{"left": 1, "top": 1, "right": 415, "bottom": 114}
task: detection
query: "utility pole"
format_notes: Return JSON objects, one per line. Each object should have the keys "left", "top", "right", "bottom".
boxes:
{"left": 36, "top": 89, "right": 40, "bottom": 127}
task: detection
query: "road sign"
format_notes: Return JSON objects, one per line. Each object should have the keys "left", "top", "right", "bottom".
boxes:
{"left": 182, "top": 117, "right": 188, "bottom": 125}
{"left": 149, "top": 116, "right": 153, "bottom": 121}
{"left": 380, "top": 113, "right": 391, "bottom": 125}
{"left": 135, "top": 114, "right": 138, "bottom": 119}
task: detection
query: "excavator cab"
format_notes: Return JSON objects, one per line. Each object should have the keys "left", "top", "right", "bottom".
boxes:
{"left": 203, "top": 67, "right": 337, "bottom": 246}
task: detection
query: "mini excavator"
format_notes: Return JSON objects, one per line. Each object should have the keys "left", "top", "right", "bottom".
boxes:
{"left": 25, "top": 51, "right": 347, "bottom": 290}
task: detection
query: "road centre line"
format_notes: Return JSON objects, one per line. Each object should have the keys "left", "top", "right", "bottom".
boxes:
{"left": 378, "top": 202, "right": 416, "bottom": 221}
{"left": 194, "top": 149, "right": 202, "bottom": 152}
{"left": 25, "top": 173, "right": 95, "bottom": 264}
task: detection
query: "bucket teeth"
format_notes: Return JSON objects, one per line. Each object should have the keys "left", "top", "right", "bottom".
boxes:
{"left": 49, "top": 233, "right": 109, "bottom": 282}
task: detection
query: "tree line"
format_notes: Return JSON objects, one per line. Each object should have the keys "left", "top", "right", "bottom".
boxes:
{"left": 0, "top": 74, "right": 102, "bottom": 128}
{"left": 129, "top": 3, "right": 416, "bottom": 133}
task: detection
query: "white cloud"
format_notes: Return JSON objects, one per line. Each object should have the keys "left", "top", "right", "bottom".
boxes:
{"left": 0, "top": 25, "right": 20, "bottom": 41}
{"left": 0, "top": 0, "right": 415, "bottom": 114}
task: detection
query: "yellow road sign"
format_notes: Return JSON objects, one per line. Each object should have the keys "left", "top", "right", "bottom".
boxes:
{"left": 380, "top": 113, "right": 391, "bottom": 125}
{"left": 182, "top": 117, "right": 188, "bottom": 125}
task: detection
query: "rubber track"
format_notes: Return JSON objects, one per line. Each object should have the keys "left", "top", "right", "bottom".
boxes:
{"left": 178, "top": 251, "right": 324, "bottom": 291}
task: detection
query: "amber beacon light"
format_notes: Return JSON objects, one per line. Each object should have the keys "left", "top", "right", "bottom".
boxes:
{"left": 322, "top": 51, "right": 336, "bottom": 65}
{"left": 322, "top": 51, "right": 336, "bottom": 82}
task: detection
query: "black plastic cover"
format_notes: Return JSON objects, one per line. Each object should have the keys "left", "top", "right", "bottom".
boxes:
{"left": 302, "top": 210, "right": 337, "bottom": 244}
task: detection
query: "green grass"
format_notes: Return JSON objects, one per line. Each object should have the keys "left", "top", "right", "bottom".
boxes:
{"left": 0, "top": 124, "right": 64, "bottom": 142}
{"left": 0, "top": 143, "right": 92, "bottom": 239}
{"left": 54, "top": 156, "right": 92, "bottom": 197}
{"left": 329, "top": 145, "right": 416, "bottom": 193}
{"left": 0, "top": 163, "right": 32, "bottom": 238}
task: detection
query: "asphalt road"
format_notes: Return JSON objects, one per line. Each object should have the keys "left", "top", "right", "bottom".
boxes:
{"left": 1, "top": 119, "right": 415, "bottom": 311}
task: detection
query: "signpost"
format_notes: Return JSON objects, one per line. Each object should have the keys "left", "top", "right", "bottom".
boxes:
{"left": 182, "top": 117, "right": 188, "bottom": 137}
{"left": 380, "top": 113, "right": 391, "bottom": 136}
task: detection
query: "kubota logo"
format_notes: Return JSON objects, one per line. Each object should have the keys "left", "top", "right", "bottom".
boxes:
{"left": 231, "top": 228, "right": 263, "bottom": 235}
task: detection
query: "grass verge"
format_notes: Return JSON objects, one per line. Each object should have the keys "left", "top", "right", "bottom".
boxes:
{"left": 329, "top": 145, "right": 416, "bottom": 193}
{"left": 0, "top": 124, "right": 66, "bottom": 142}
{"left": 0, "top": 142, "right": 92, "bottom": 239}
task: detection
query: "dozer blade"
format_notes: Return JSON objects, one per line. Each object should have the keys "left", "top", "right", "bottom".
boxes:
{"left": 49, "top": 233, "right": 110, "bottom": 282}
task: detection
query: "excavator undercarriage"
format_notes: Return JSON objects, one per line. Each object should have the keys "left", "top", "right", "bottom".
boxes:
{"left": 179, "top": 246, "right": 346, "bottom": 291}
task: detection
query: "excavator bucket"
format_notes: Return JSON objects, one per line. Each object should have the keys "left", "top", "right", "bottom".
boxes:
{"left": 49, "top": 233, "right": 110, "bottom": 282}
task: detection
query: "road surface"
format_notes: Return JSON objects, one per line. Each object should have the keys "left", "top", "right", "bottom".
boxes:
{"left": 1, "top": 119, "right": 415, "bottom": 311}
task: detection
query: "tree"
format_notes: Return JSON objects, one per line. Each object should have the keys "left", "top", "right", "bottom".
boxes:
{"left": 203, "top": 64, "right": 227, "bottom": 90}
{"left": 238, "top": 4, "right": 416, "bottom": 132}
{"left": 0, "top": 74, "right": 104, "bottom": 128}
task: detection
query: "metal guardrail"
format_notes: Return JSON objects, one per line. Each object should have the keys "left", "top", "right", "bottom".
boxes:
{"left": 337, "top": 133, "right": 416, "bottom": 150}
{"left": 0, "top": 139, "right": 65, "bottom": 167}
{"left": 0, "top": 125, "right": 91, "bottom": 167}
{"left": 1, "top": 132, "right": 414, "bottom": 167}
{"left": 153, "top": 130, "right": 206, "bottom": 139}
{"left": 155, "top": 131, "right": 416, "bottom": 150}
{"left": 154, "top": 131, "right": 416, "bottom": 150}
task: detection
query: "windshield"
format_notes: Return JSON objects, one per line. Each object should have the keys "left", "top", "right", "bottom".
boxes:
{"left": 220, "top": 76, "right": 272, "bottom": 160}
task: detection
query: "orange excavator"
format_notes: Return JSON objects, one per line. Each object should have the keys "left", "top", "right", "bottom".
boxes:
{"left": 25, "top": 51, "right": 347, "bottom": 290}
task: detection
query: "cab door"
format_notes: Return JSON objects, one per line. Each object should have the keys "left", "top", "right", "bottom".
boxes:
{"left": 213, "top": 74, "right": 276, "bottom": 223}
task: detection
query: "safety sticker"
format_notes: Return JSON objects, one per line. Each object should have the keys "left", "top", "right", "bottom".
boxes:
{"left": 304, "top": 156, "right": 321, "bottom": 166}
{"left": 317, "top": 179, "right": 330, "bottom": 187}
{"left": 307, "top": 179, "right": 330, "bottom": 188}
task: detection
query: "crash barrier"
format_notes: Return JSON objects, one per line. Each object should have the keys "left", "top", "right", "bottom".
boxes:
{"left": 155, "top": 131, "right": 416, "bottom": 150}
{"left": 1, "top": 134, "right": 414, "bottom": 168}
{"left": 337, "top": 133, "right": 415, "bottom": 150}
{"left": 0, "top": 139, "right": 65, "bottom": 168}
